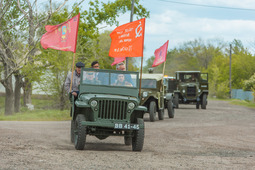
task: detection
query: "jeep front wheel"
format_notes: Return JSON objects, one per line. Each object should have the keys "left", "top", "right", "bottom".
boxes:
{"left": 167, "top": 100, "right": 175, "bottom": 118}
{"left": 201, "top": 93, "right": 207, "bottom": 109}
{"left": 74, "top": 114, "right": 86, "bottom": 150}
{"left": 174, "top": 94, "right": 179, "bottom": 109}
{"left": 149, "top": 101, "right": 157, "bottom": 122}
{"left": 132, "top": 118, "right": 144, "bottom": 151}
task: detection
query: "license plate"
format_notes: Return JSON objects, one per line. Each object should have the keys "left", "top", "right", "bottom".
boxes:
{"left": 114, "top": 123, "right": 139, "bottom": 130}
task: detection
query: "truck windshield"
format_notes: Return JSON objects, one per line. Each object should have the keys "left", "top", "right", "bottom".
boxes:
{"left": 141, "top": 79, "right": 157, "bottom": 89}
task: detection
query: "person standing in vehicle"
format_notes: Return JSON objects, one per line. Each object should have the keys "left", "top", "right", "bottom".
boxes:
{"left": 115, "top": 62, "right": 134, "bottom": 86}
{"left": 91, "top": 60, "right": 109, "bottom": 85}
{"left": 64, "top": 62, "right": 85, "bottom": 97}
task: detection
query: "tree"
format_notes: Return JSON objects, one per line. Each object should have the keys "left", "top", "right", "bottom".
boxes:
{"left": 0, "top": 0, "right": 68, "bottom": 115}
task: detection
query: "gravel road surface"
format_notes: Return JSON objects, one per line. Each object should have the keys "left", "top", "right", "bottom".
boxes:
{"left": 0, "top": 100, "right": 255, "bottom": 169}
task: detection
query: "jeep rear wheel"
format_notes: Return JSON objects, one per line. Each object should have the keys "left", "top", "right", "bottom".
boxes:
{"left": 201, "top": 93, "right": 207, "bottom": 109}
{"left": 74, "top": 114, "right": 86, "bottom": 150}
{"left": 70, "top": 120, "right": 75, "bottom": 143}
{"left": 174, "top": 94, "right": 179, "bottom": 109}
{"left": 167, "top": 100, "right": 175, "bottom": 118}
{"left": 149, "top": 101, "right": 157, "bottom": 122}
{"left": 132, "top": 118, "right": 144, "bottom": 151}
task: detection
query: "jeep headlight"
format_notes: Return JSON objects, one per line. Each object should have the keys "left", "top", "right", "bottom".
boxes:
{"left": 143, "top": 91, "right": 148, "bottom": 98}
{"left": 90, "top": 100, "right": 97, "bottom": 107}
{"left": 198, "top": 89, "right": 201, "bottom": 93}
{"left": 128, "top": 102, "right": 135, "bottom": 110}
{"left": 182, "top": 89, "right": 185, "bottom": 93}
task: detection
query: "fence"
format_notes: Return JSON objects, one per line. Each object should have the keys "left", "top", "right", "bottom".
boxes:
{"left": 231, "top": 89, "right": 254, "bottom": 101}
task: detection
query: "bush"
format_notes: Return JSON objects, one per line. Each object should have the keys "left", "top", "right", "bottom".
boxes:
{"left": 216, "top": 81, "right": 230, "bottom": 99}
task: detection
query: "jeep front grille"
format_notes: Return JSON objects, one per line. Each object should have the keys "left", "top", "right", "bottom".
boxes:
{"left": 98, "top": 100, "right": 128, "bottom": 120}
{"left": 187, "top": 87, "right": 196, "bottom": 97}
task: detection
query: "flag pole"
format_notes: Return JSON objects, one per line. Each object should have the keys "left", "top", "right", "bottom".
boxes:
{"left": 139, "top": 56, "right": 143, "bottom": 97}
{"left": 69, "top": 53, "right": 76, "bottom": 92}
{"left": 161, "top": 61, "right": 166, "bottom": 92}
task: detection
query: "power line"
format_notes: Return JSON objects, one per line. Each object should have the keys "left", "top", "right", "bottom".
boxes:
{"left": 158, "top": 0, "right": 255, "bottom": 12}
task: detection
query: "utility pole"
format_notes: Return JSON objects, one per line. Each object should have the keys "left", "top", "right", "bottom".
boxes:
{"left": 126, "top": 0, "right": 135, "bottom": 71}
{"left": 229, "top": 44, "right": 232, "bottom": 99}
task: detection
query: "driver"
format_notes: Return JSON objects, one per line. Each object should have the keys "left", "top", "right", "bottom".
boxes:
{"left": 84, "top": 72, "right": 100, "bottom": 84}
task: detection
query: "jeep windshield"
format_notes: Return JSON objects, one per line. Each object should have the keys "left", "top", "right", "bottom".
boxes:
{"left": 82, "top": 70, "right": 137, "bottom": 88}
{"left": 80, "top": 68, "right": 139, "bottom": 98}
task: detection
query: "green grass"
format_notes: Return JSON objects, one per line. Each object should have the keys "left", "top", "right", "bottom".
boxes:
{"left": 0, "top": 95, "right": 70, "bottom": 121}
{"left": 209, "top": 96, "right": 255, "bottom": 109}
{"left": 229, "top": 99, "right": 255, "bottom": 109}
{"left": 0, "top": 109, "right": 70, "bottom": 121}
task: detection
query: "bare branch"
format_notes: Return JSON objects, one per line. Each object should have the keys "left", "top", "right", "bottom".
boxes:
{"left": 0, "top": 1, "right": 11, "bottom": 20}
{"left": 68, "top": 0, "right": 85, "bottom": 19}
{"left": 35, "top": 0, "right": 69, "bottom": 29}
{"left": 17, "top": 0, "right": 29, "bottom": 21}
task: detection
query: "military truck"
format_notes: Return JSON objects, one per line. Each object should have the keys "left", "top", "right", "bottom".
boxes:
{"left": 163, "top": 76, "right": 175, "bottom": 118}
{"left": 173, "top": 71, "right": 209, "bottom": 109}
{"left": 140, "top": 74, "right": 169, "bottom": 122}
{"left": 70, "top": 68, "right": 147, "bottom": 151}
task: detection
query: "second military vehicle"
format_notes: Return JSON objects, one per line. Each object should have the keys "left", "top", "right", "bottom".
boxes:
{"left": 140, "top": 74, "right": 167, "bottom": 122}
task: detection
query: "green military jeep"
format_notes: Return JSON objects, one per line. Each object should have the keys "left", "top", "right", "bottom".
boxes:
{"left": 140, "top": 74, "right": 166, "bottom": 122}
{"left": 70, "top": 68, "right": 147, "bottom": 151}
{"left": 173, "top": 71, "right": 209, "bottom": 109}
{"left": 163, "top": 76, "right": 175, "bottom": 118}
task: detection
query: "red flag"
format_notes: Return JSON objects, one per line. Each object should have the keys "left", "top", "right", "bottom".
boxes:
{"left": 111, "top": 57, "right": 126, "bottom": 66}
{"left": 109, "top": 18, "right": 145, "bottom": 58}
{"left": 152, "top": 40, "right": 169, "bottom": 67}
{"left": 40, "top": 13, "right": 80, "bottom": 53}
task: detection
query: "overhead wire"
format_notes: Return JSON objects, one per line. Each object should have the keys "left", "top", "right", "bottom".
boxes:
{"left": 158, "top": 0, "right": 255, "bottom": 12}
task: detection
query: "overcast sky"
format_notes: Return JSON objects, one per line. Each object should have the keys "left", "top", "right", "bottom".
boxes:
{"left": 62, "top": 0, "right": 255, "bottom": 62}
{"left": 138, "top": 0, "right": 255, "bottom": 61}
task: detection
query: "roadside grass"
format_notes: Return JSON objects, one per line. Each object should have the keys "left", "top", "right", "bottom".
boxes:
{"left": 229, "top": 99, "right": 255, "bottom": 109}
{"left": 0, "top": 95, "right": 70, "bottom": 121}
{"left": 209, "top": 97, "right": 255, "bottom": 109}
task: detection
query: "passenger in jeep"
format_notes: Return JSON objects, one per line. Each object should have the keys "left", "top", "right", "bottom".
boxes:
{"left": 113, "top": 74, "right": 133, "bottom": 87}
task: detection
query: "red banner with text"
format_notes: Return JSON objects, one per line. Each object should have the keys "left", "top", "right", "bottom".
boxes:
{"left": 109, "top": 18, "right": 145, "bottom": 58}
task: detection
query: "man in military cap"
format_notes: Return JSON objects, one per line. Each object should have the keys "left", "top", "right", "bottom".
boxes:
{"left": 64, "top": 62, "right": 85, "bottom": 97}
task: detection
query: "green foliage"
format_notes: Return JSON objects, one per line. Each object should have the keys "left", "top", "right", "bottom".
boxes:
{"left": 243, "top": 73, "right": 255, "bottom": 91}
{"left": 215, "top": 80, "right": 230, "bottom": 99}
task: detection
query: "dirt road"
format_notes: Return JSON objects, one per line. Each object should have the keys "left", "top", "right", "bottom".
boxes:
{"left": 0, "top": 100, "right": 255, "bottom": 169}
